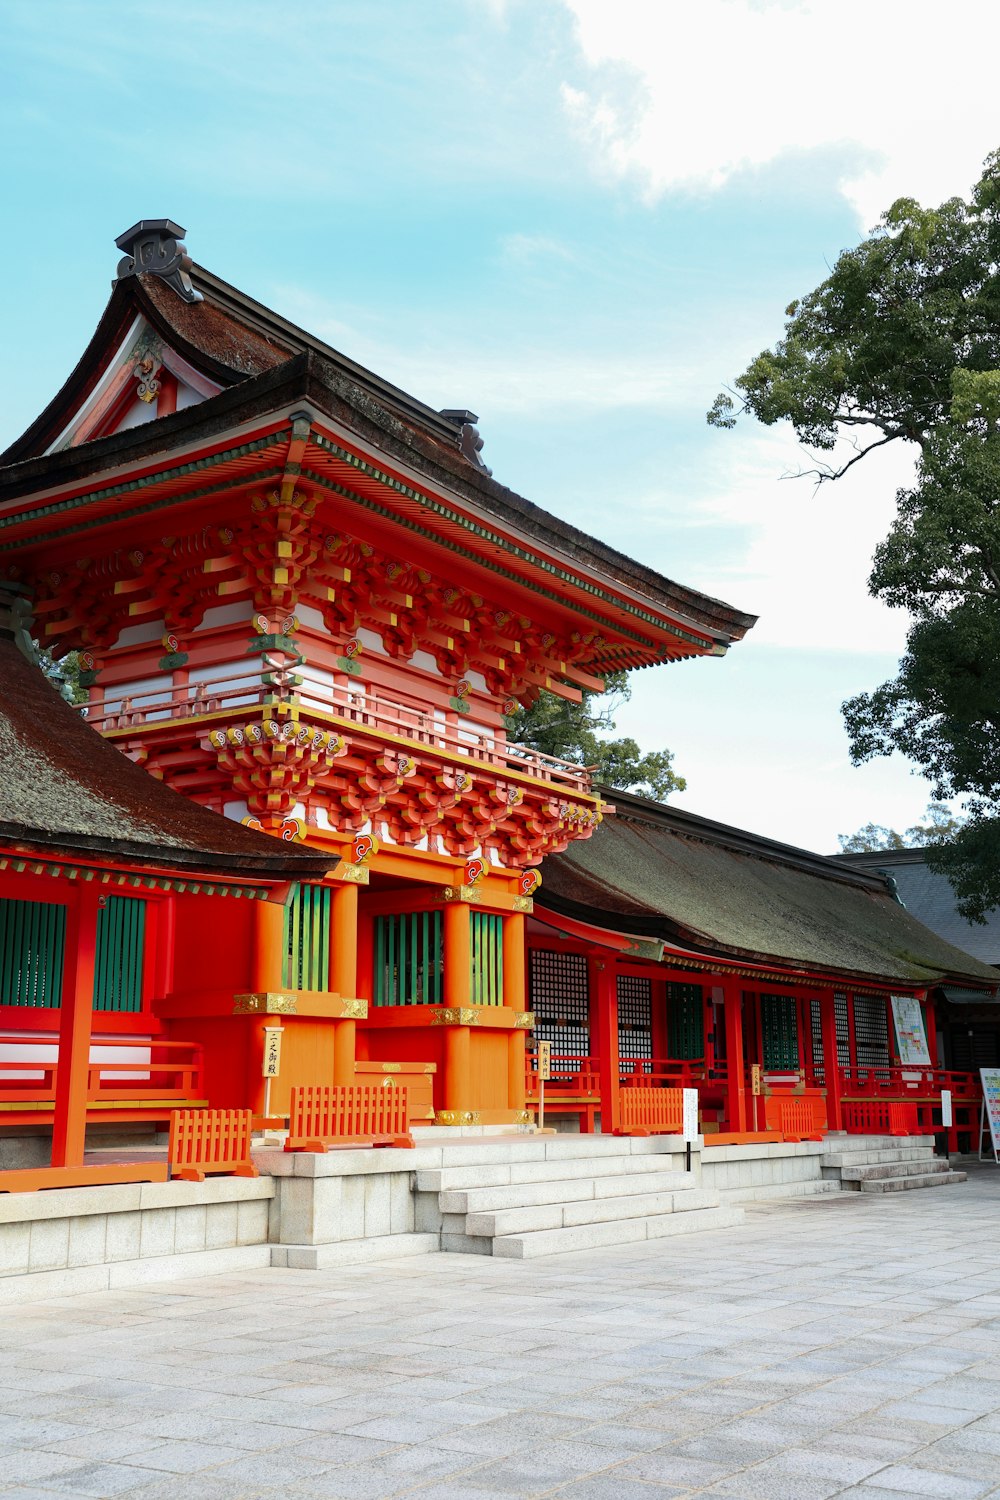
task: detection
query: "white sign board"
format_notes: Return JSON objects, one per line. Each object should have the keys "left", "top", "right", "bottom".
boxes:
{"left": 682, "top": 1087, "right": 699, "bottom": 1143}
{"left": 891, "top": 994, "right": 932, "bottom": 1067}
{"left": 980, "top": 1068, "right": 1000, "bottom": 1161}
{"left": 941, "top": 1089, "right": 953, "bottom": 1128}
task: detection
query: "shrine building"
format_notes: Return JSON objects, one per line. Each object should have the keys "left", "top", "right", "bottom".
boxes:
{"left": 0, "top": 220, "right": 753, "bottom": 1139}
{"left": 0, "top": 220, "right": 994, "bottom": 1173}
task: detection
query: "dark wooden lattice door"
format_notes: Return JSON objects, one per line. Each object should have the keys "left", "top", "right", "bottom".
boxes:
{"left": 528, "top": 949, "right": 591, "bottom": 1057}
{"left": 760, "top": 993, "right": 799, "bottom": 1070}
{"left": 617, "top": 973, "right": 652, "bottom": 1063}
{"left": 667, "top": 983, "right": 704, "bottom": 1059}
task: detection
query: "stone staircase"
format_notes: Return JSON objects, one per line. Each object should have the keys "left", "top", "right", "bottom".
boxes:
{"left": 414, "top": 1135, "right": 744, "bottom": 1258}
{"left": 820, "top": 1134, "right": 967, "bottom": 1194}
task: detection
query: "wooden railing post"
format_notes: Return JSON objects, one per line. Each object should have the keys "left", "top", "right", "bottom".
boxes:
{"left": 51, "top": 887, "right": 100, "bottom": 1169}
{"left": 819, "top": 987, "right": 843, "bottom": 1131}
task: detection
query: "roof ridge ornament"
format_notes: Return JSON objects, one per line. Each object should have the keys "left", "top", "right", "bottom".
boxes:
{"left": 115, "top": 219, "right": 203, "bottom": 304}
{"left": 440, "top": 408, "right": 492, "bottom": 476}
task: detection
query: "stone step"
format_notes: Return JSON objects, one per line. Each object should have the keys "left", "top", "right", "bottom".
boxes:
{"left": 841, "top": 1158, "right": 952, "bottom": 1182}
{"left": 855, "top": 1170, "right": 967, "bottom": 1194}
{"left": 492, "top": 1205, "right": 744, "bottom": 1259}
{"left": 417, "top": 1152, "right": 683, "bottom": 1193}
{"left": 463, "top": 1186, "right": 719, "bottom": 1239}
{"left": 821, "top": 1147, "right": 937, "bottom": 1168}
{"left": 721, "top": 1180, "right": 845, "bottom": 1204}
{"left": 438, "top": 1167, "right": 699, "bottom": 1215}
{"left": 272, "top": 1233, "right": 440, "bottom": 1268}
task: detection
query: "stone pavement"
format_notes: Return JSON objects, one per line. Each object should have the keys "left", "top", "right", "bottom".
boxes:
{"left": 1, "top": 1164, "right": 1000, "bottom": 1499}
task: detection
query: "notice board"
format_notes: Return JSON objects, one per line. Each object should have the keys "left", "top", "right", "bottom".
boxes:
{"left": 980, "top": 1069, "right": 1000, "bottom": 1160}
{"left": 891, "top": 994, "right": 931, "bottom": 1066}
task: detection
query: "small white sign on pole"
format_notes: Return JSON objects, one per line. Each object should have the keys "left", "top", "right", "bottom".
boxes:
{"left": 941, "top": 1089, "right": 953, "bottom": 1128}
{"left": 682, "top": 1088, "right": 699, "bottom": 1143}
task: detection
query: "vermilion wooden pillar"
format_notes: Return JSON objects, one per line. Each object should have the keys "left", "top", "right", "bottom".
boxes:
{"left": 251, "top": 898, "right": 285, "bottom": 990}
{"left": 819, "top": 988, "right": 843, "bottom": 1130}
{"left": 503, "top": 912, "right": 527, "bottom": 1111}
{"left": 593, "top": 957, "right": 620, "bottom": 1133}
{"left": 330, "top": 880, "right": 359, "bottom": 1085}
{"left": 720, "top": 980, "right": 747, "bottom": 1134}
{"left": 442, "top": 902, "right": 473, "bottom": 1112}
{"left": 51, "top": 886, "right": 100, "bottom": 1168}
{"left": 443, "top": 902, "right": 471, "bottom": 1007}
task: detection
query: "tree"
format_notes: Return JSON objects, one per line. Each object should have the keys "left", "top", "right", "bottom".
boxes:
{"left": 837, "top": 802, "right": 966, "bottom": 853}
{"left": 709, "top": 150, "right": 1000, "bottom": 919}
{"left": 504, "top": 670, "right": 685, "bottom": 801}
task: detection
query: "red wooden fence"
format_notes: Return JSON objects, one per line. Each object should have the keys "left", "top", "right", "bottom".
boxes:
{"left": 617, "top": 1086, "right": 684, "bottom": 1135}
{"left": 169, "top": 1108, "right": 257, "bottom": 1181}
{"left": 285, "top": 1084, "right": 413, "bottom": 1151}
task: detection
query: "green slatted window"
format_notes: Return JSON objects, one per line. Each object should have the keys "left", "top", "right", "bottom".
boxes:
{"left": 667, "top": 982, "right": 704, "bottom": 1059}
{"left": 283, "top": 884, "right": 331, "bottom": 990}
{"left": 374, "top": 912, "right": 442, "bottom": 1006}
{"left": 0, "top": 898, "right": 66, "bottom": 1008}
{"left": 761, "top": 993, "right": 799, "bottom": 1070}
{"left": 93, "top": 896, "right": 146, "bottom": 1013}
{"left": 470, "top": 912, "right": 503, "bottom": 1006}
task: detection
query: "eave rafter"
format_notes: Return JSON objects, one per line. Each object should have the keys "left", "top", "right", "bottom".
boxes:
{"left": 0, "top": 418, "right": 724, "bottom": 677}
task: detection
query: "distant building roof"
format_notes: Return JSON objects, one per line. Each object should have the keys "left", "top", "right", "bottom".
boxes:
{"left": 0, "top": 587, "right": 336, "bottom": 884}
{"left": 832, "top": 848, "right": 1000, "bottom": 969}
{"left": 538, "top": 790, "right": 999, "bottom": 989}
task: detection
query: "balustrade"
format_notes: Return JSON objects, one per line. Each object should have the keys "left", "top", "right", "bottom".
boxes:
{"left": 87, "top": 669, "right": 592, "bottom": 794}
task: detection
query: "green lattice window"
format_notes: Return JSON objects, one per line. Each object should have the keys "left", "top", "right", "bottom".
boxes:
{"left": 667, "top": 982, "right": 703, "bottom": 1059}
{"left": 284, "top": 884, "right": 331, "bottom": 990}
{"left": 374, "top": 912, "right": 442, "bottom": 1006}
{"left": 470, "top": 912, "right": 503, "bottom": 1006}
{"left": 761, "top": 993, "right": 799, "bottom": 1070}
{"left": 93, "top": 896, "right": 146, "bottom": 1013}
{"left": 0, "top": 897, "right": 66, "bottom": 1009}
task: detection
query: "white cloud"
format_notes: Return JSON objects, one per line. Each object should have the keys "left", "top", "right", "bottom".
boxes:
{"left": 559, "top": 0, "right": 999, "bottom": 225}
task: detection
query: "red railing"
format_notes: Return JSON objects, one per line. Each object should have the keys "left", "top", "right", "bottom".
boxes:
{"left": 621, "top": 1057, "right": 719, "bottom": 1088}
{"left": 87, "top": 669, "right": 593, "bottom": 795}
{"left": 838, "top": 1066, "right": 980, "bottom": 1103}
{"left": 525, "top": 1054, "right": 600, "bottom": 1100}
{"left": 0, "top": 1036, "right": 204, "bottom": 1106}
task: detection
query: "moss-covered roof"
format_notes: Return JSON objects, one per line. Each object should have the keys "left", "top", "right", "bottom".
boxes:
{"left": 539, "top": 790, "right": 999, "bottom": 988}
{"left": 0, "top": 616, "right": 336, "bottom": 883}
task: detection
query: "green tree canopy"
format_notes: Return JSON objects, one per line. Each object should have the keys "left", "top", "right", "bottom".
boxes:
{"left": 504, "top": 670, "right": 685, "bottom": 802}
{"left": 837, "top": 802, "right": 966, "bottom": 854}
{"left": 711, "top": 151, "right": 1000, "bottom": 920}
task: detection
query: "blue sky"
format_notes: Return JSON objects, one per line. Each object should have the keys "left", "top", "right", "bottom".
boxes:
{"left": 2, "top": 0, "right": 997, "bottom": 852}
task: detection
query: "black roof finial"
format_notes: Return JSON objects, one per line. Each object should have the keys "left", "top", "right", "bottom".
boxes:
{"left": 115, "top": 220, "right": 203, "bottom": 304}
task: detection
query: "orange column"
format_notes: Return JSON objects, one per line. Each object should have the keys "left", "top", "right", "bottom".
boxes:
{"left": 819, "top": 987, "right": 843, "bottom": 1131}
{"left": 330, "top": 881, "right": 359, "bottom": 1085}
{"left": 593, "top": 957, "right": 620, "bottom": 1134}
{"left": 443, "top": 1024, "right": 471, "bottom": 1113}
{"left": 51, "top": 887, "right": 100, "bottom": 1168}
{"left": 503, "top": 912, "right": 527, "bottom": 1111}
{"left": 442, "top": 902, "right": 473, "bottom": 1114}
{"left": 443, "top": 901, "right": 471, "bottom": 1006}
{"left": 251, "top": 898, "right": 286, "bottom": 991}
{"left": 721, "top": 979, "right": 747, "bottom": 1134}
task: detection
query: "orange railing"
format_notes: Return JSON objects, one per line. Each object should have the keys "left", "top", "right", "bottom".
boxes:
{"left": 169, "top": 1108, "right": 257, "bottom": 1180}
{"left": 838, "top": 1065, "right": 980, "bottom": 1103}
{"left": 87, "top": 669, "right": 593, "bottom": 795}
{"left": 0, "top": 1035, "right": 204, "bottom": 1107}
{"left": 621, "top": 1057, "right": 718, "bottom": 1088}
{"left": 286, "top": 1083, "right": 413, "bottom": 1150}
{"left": 525, "top": 1054, "right": 601, "bottom": 1101}
{"left": 619, "top": 1086, "right": 684, "bottom": 1135}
